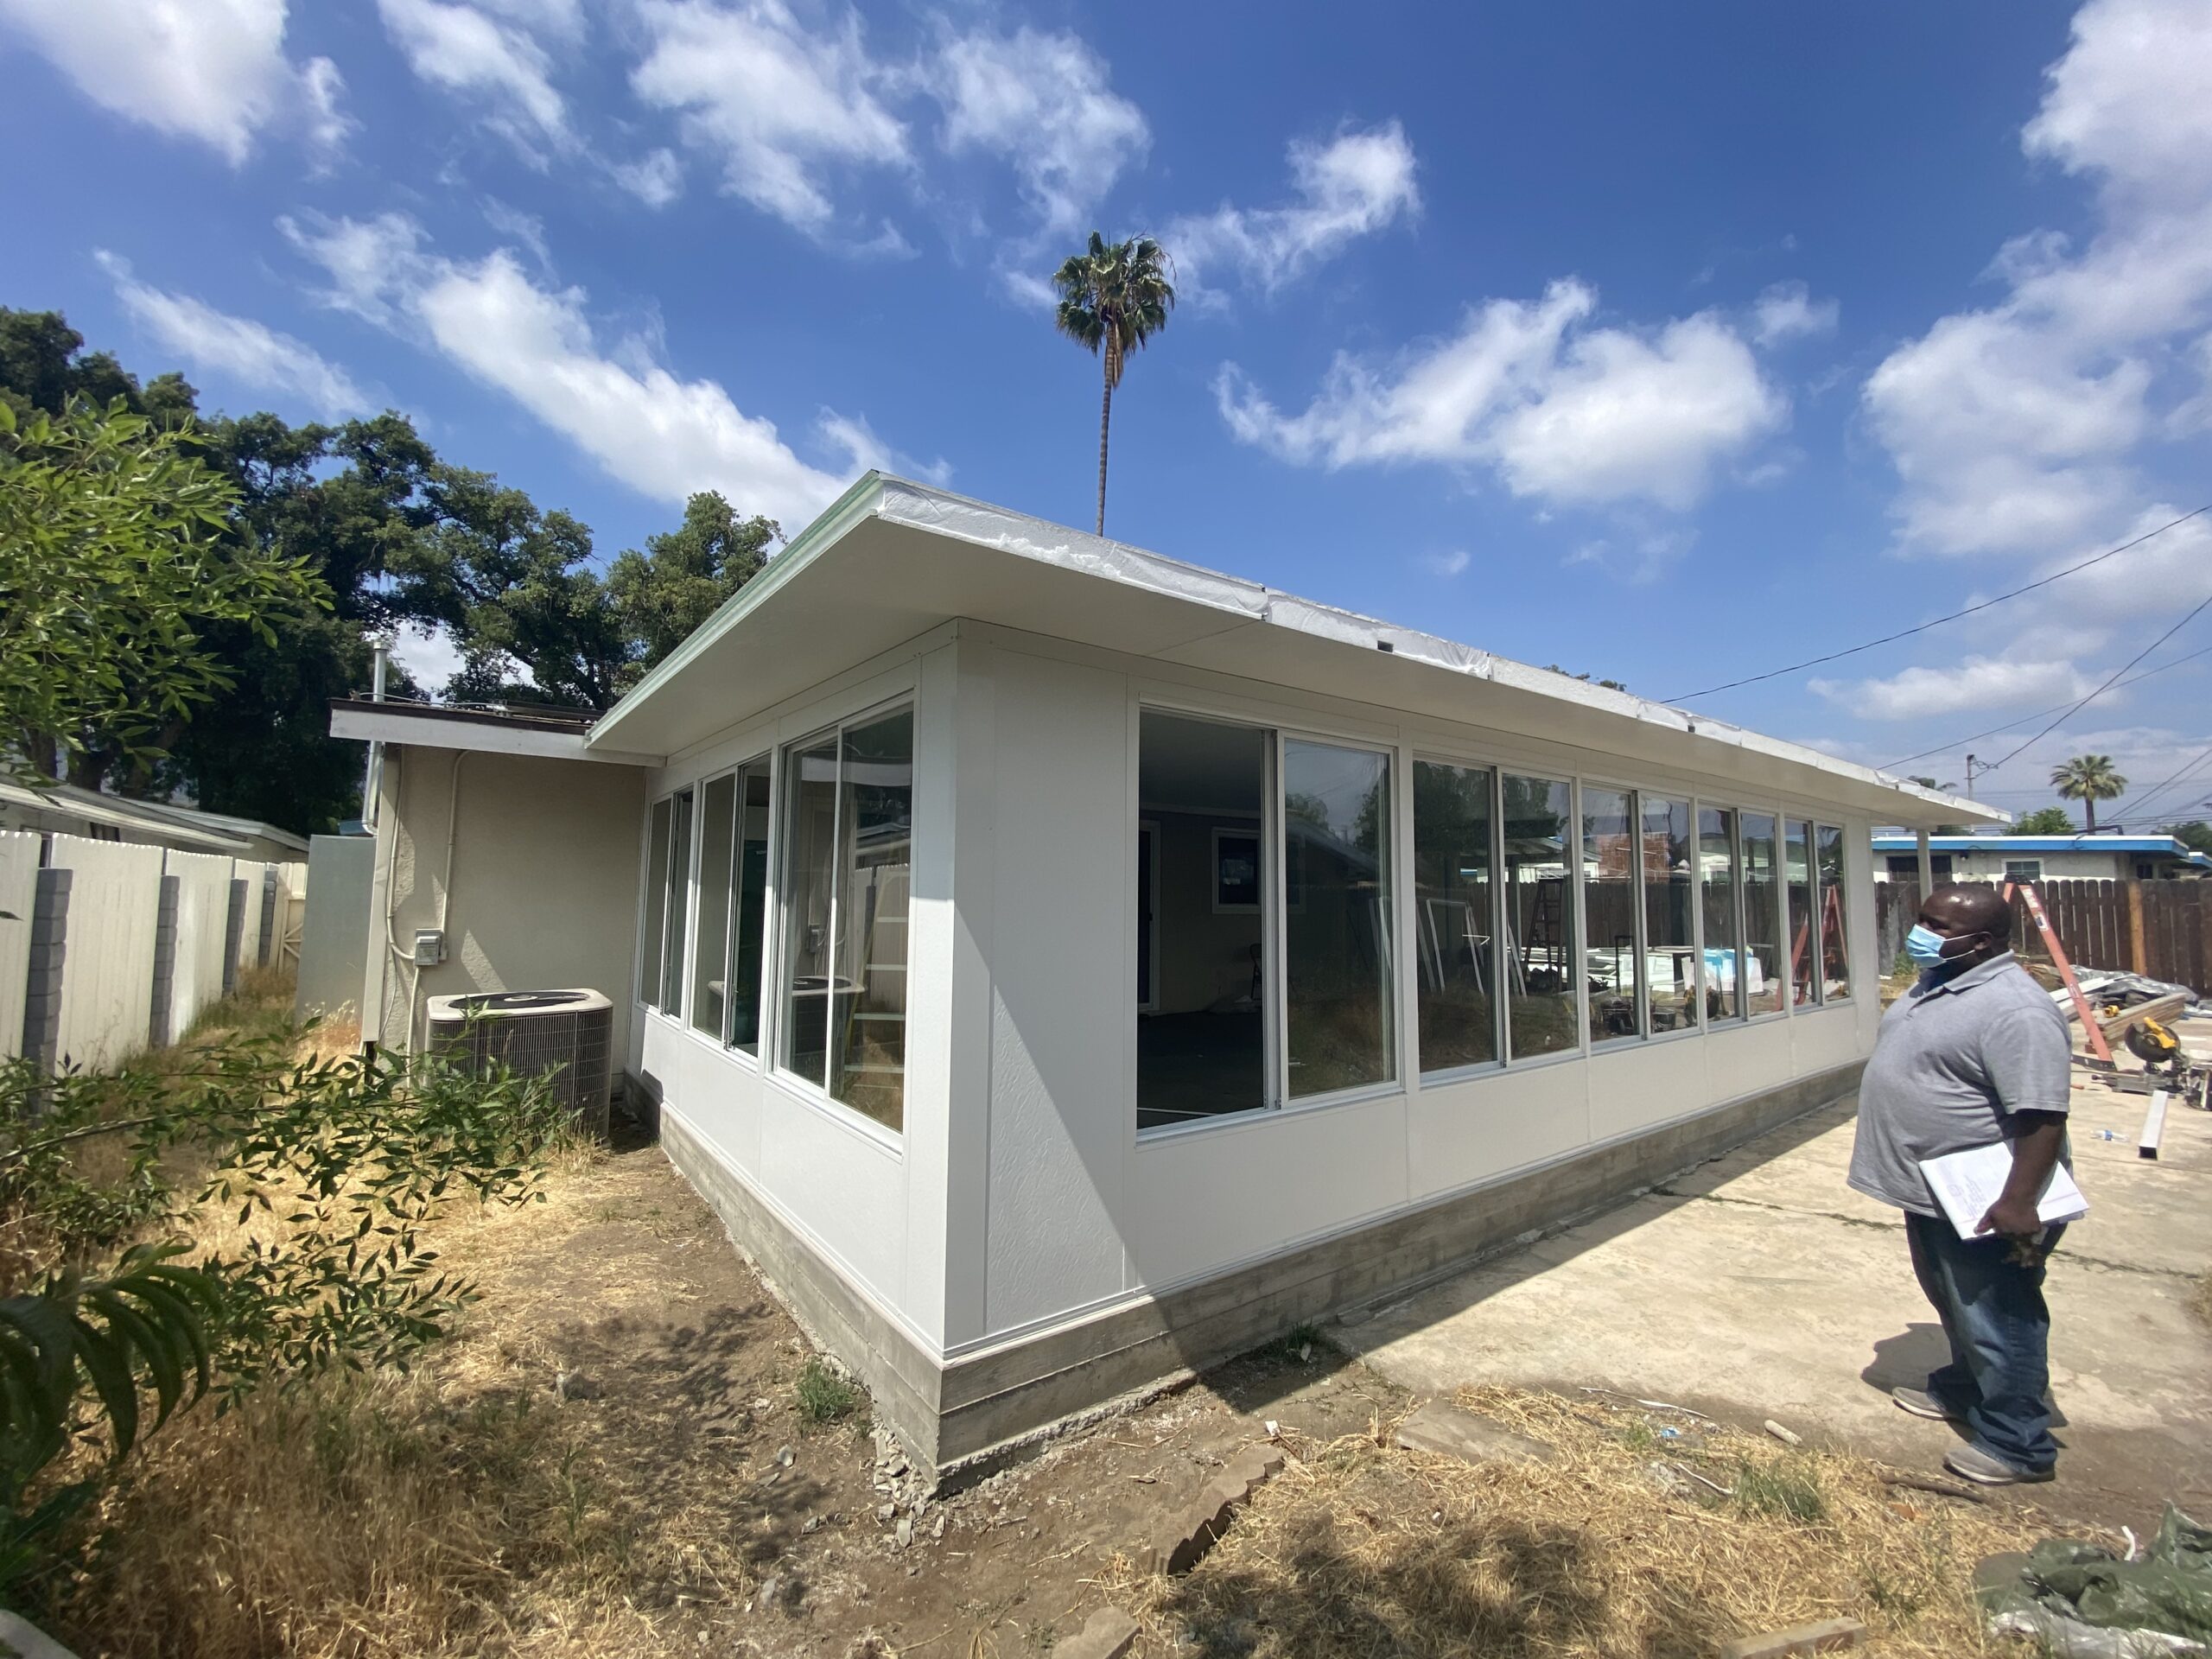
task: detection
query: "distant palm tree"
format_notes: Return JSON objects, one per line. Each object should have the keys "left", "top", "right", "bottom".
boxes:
{"left": 2050, "top": 753, "right": 2128, "bottom": 830}
{"left": 1052, "top": 232, "right": 1174, "bottom": 537}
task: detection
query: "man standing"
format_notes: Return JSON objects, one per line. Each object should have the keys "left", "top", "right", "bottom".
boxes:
{"left": 1848, "top": 882, "right": 2074, "bottom": 1485}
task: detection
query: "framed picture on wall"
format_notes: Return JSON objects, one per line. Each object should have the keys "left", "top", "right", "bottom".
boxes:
{"left": 1212, "top": 828, "right": 1260, "bottom": 912}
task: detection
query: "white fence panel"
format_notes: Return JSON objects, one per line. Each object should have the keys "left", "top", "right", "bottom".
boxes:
{"left": 232, "top": 859, "right": 273, "bottom": 974}
{"left": 46, "top": 835, "right": 164, "bottom": 1071}
{"left": 165, "top": 849, "right": 236, "bottom": 1046}
{"left": 0, "top": 830, "right": 37, "bottom": 1059}
{"left": 274, "top": 861, "right": 308, "bottom": 972}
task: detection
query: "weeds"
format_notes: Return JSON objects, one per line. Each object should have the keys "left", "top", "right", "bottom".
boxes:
{"left": 796, "top": 1357, "right": 862, "bottom": 1425}
{"left": 1268, "top": 1321, "right": 1325, "bottom": 1363}
{"left": 1731, "top": 1457, "right": 1828, "bottom": 1523}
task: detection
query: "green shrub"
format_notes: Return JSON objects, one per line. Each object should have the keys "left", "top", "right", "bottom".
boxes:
{"left": 1732, "top": 1459, "right": 1828, "bottom": 1523}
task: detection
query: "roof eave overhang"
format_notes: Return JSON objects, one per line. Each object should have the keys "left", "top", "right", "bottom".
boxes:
{"left": 329, "top": 702, "right": 659, "bottom": 766}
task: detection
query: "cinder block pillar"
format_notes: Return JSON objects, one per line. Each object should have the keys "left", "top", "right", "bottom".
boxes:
{"left": 223, "top": 877, "right": 248, "bottom": 996}
{"left": 21, "top": 866, "right": 71, "bottom": 1075}
{"left": 149, "top": 873, "right": 181, "bottom": 1049}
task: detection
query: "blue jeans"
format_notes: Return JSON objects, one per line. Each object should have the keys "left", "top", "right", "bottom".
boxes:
{"left": 1904, "top": 1210, "right": 2064, "bottom": 1473}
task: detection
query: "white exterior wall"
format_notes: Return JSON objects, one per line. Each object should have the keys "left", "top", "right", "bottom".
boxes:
{"left": 1874, "top": 848, "right": 2140, "bottom": 883}
{"left": 940, "top": 629, "right": 1882, "bottom": 1355}
{"left": 47, "top": 837, "right": 167, "bottom": 1068}
{"left": 631, "top": 627, "right": 960, "bottom": 1356}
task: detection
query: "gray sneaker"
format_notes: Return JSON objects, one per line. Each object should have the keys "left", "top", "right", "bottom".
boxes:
{"left": 1944, "top": 1444, "right": 2054, "bottom": 1485}
{"left": 1892, "top": 1386, "right": 1967, "bottom": 1423}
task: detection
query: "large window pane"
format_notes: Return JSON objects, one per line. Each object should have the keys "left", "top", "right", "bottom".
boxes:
{"left": 1503, "top": 774, "right": 1577, "bottom": 1059}
{"left": 1643, "top": 796, "right": 1698, "bottom": 1031}
{"left": 1816, "top": 823, "right": 1852, "bottom": 1001}
{"left": 1786, "top": 819, "right": 1816, "bottom": 1006}
{"left": 1284, "top": 740, "right": 1394, "bottom": 1098}
{"left": 691, "top": 773, "right": 737, "bottom": 1037}
{"left": 1700, "top": 806, "right": 1742, "bottom": 1021}
{"left": 1414, "top": 760, "right": 1497, "bottom": 1073}
{"left": 1741, "top": 813, "right": 1783, "bottom": 1016}
{"left": 659, "top": 788, "right": 693, "bottom": 1017}
{"left": 641, "top": 796, "right": 671, "bottom": 1008}
{"left": 1138, "top": 712, "right": 1268, "bottom": 1131}
{"left": 1581, "top": 787, "right": 1642, "bottom": 1043}
{"left": 830, "top": 710, "right": 912, "bottom": 1131}
{"left": 726, "top": 761, "right": 772, "bottom": 1055}
{"left": 779, "top": 736, "right": 839, "bottom": 1090}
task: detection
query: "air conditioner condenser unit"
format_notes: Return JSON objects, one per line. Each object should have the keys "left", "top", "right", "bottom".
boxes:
{"left": 423, "top": 988, "right": 613, "bottom": 1137}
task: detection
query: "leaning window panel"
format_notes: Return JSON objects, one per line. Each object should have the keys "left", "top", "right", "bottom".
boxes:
{"left": 1503, "top": 774, "right": 1577, "bottom": 1059}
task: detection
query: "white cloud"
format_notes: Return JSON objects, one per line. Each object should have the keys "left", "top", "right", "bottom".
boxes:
{"left": 1809, "top": 656, "right": 2097, "bottom": 721}
{"left": 612, "top": 146, "right": 683, "bottom": 207}
{"left": 1424, "top": 549, "right": 1470, "bottom": 577}
{"left": 1751, "top": 280, "right": 1838, "bottom": 346}
{"left": 284, "top": 213, "right": 891, "bottom": 526}
{"left": 817, "top": 409, "right": 950, "bottom": 486}
{"left": 377, "top": 0, "right": 569, "bottom": 159}
{"left": 97, "top": 251, "right": 368, "bottom": 419}
{"left": 0, "top": 0, "right": 349, "bottom": 165}
{"left": 631, "top": 0, "right": 906, "bottom": 234}
{"left": 390, "top": 621, "right": 468, "bottom": 695}
{"left": 1168, "top": 122, "right": 1419, "bottom": 299}
{"left": 1865, "top": 0, "right": 2212, "bottom": 558}
{"left": 1217, "top": 278, "right": 1787, "bottom": 512}
{"left": 928, "top": 25, "right": 1148, "bottom": 242}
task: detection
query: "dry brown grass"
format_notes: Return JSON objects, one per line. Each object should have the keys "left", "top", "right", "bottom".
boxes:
{"left": 1109, "top": 1387, "right": 2075, "bottom": 1659}
{"left": 36, "top": 1142, "right": 793, "bottom": 1659}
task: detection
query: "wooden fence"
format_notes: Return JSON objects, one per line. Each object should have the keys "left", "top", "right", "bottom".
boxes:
{"left": 1877, "top": 878, "right": 2212, "bottom": 995}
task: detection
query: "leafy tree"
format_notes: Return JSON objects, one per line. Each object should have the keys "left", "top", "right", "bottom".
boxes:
{"left": 2011, "top": 805, "right": 2076, "bottom": 836}
{"left": 2168, "top": 819, "right": 2212, "bottom": 855}
{"left": 2050, "top": 753, "right": 2126, "bottom": 830}
{"left": 1052, "top": 232, "right": 1175, "bottom": 536}
{"left": 604, "top": 491, "right": 778, "bottom": 687}
{"left": 0, "top": 401, "right": 327, "bottom": 786}
{"left": 0, "top": 309, "right": 194, "bottom": 428}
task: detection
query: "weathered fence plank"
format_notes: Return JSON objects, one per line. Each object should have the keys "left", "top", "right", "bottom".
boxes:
{"left": 1877, "top": 876, "right": 2211, "bottom": 994}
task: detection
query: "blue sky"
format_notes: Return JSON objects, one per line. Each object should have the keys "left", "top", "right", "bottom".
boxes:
{"left": 4, "top": 0, "right": 2210, "bottom": 826}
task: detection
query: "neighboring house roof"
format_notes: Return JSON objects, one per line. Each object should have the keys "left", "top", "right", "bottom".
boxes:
{"left": 1871, "top": 834, "right": 2212, "bottom": 870}
{"left": 0, "top": 779, "right": 308, "bottom": 856}
{"left": 333, "top": 473, "right": 2001, "bottom": 829}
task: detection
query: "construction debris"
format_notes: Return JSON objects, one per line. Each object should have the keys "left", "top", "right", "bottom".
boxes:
{"left": 1975, "top": 1505, "right": 2212, "bottom": 1657}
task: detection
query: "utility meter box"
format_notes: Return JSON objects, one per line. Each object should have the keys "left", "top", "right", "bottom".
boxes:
{"left": 411, "top": 928, "right": 446, "bottom": 967}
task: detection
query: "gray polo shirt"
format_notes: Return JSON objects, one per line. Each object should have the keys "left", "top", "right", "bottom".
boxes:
{"left": 1847, "top": 951, "right": 2073, "bottom": 1217}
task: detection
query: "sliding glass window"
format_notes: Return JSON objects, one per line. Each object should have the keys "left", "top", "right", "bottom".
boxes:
{"left": 726, "top": 761, "right": 772, "bottom": 1055}
{"left": 1138, "top": 712, "right": 1269, "bottom": 1130}
{"left": 1700, "top": 806, "right": 1743, "bottom": 1021}
{"left": 1643, "top": 796, "right": 1698, "bottom": 1031}
{"left": 692, "top": 773, "right": 737, "bottom": 1038}
{"left": 1816, "top": 823, "right": 1851, "bottom": 1001}
{"left": 1786, "top": 820, "right": 1816, "bottom": 1006}
{"left": 1740, "top": 813, "right": 1783, "bottom": 1016}
{"left": 1414, "top": 760, "right": 1497, "bottom": 1074}
{"left": 778, "top": 708, "right": 914, "bottom": 1133}
{"left": 660, "top": 789, "right": 693, "bottom": 1019}
{"left": 1581, "top": 787, "right": 1642, "bottom": 1044}
{"left": 1283, "top": 740, "right": 1394, "bottom": 1098}
{"left": 1503, "top": 774, "right": 1577, "bottom": 1059}
{"left": 641, "top": 797, "right": 671, "bottom": 1009}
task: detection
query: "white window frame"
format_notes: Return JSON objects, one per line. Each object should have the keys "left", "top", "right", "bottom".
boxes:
{"left": 2005, "top": 857, "right": 2044, "bottom": 885}
{"left": 1410, "top": 750, "right": 1507, "bottom": 1084}
{"left": 768, "top": 694, "right": 916, "bottom": 1139}
{"left": 1578, "top": 778, "right": 1646, "bottom": 1050}
{"left": 679, "top": 752, "right": 778, "bottom": 1066}
{"left": 638, "top": 785, "right": 697, "bottom": 1025}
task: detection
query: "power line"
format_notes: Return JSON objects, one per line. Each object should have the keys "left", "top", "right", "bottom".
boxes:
{"left": 1878, "top": 641, "right": 2212, "bottom": 771}
{"left": 1665, "top": 505, "right": 2211, "bottom": 703}
{"left": 2120, "top": 740, "right": 2212, "bottom": 823}
{"left": 1979, "top": 588, "right": 2212, "bottom": 774}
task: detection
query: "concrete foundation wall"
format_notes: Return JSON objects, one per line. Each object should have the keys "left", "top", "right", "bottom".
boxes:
{"left": 369, "top": 747, "right": 645, "bottom": 1079}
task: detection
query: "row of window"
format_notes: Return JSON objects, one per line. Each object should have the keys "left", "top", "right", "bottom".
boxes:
{"left": 1134, "top": 710, "right": 1854, "bottom": 1133}
{"left": 639, "top": 704, "right": 915, "bottom": 1135}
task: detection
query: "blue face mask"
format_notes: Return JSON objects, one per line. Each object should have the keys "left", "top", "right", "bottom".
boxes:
{"left": 1904, "top": 924, "right": 1956, "bottom": 969}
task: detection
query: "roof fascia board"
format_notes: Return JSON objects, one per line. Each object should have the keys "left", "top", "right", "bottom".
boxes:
{"left": 331, "top": 705, "right": 658, "bottom": 766}
{"left": 0, "top": 781, "right": 245, "bottom": 852}
{"left": 588, "top": 470, "right": 888, "bottom": 752}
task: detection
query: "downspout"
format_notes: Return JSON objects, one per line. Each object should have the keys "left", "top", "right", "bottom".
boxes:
{"left": 361, "top": 635, "right": 391, "bottom": 830}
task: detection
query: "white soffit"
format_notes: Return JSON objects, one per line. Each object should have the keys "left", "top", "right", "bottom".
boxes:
{"left": 589, "top": 476, "right": 1999, "bottom": 828}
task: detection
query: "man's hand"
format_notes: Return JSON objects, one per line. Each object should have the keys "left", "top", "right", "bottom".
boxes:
{"left": 1975, "top": 1192, "right": 2043, "bottom": 1241}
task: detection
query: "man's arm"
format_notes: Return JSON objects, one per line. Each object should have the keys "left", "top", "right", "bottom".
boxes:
{"left": 1976, "top": 1109, "right": 2065, "bottom": 1240}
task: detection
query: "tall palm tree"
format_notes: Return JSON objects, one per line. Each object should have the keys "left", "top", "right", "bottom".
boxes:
{"left": 1052, "top": 232, "right": 1175, "bottom": 537}
{"left": 2050, "top": 753, "right": 2128, "bottom": 830}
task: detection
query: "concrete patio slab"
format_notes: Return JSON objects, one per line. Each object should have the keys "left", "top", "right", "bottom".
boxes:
{"left": 1336, "top": 1039, "right": 2212, "bottom": 1529}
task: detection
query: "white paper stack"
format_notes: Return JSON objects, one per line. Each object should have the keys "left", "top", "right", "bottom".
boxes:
{"left": 1918, "top": 1143, "right": 2088, "bottom": 1242}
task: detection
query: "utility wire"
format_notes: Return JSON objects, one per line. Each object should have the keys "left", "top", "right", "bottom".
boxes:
{"left": 1980, "top": 587, "right": 2212, "bottom": 774}
{"left": 2119, "top": 740, "right": 2212, "bottom": 824}
{"left": 1665, "top": 505, "right": 2211, "bottom": 703}
{"left": 1878, "top": 641, "right": 2212, "bottom": 771}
